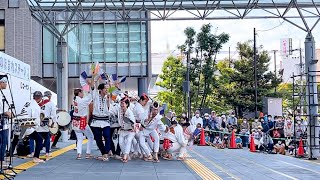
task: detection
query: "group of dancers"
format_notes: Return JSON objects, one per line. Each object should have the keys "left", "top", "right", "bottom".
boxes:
{"left": 71, "top": 78, "right": 189, "bottom": 162}
{"left": 0, "top": 74, "right": 191, "bottom": 166}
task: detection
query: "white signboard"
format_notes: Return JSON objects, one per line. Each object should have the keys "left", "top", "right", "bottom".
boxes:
{"left": 280, "top": 38, "right": 292, "bottom": 58}
{"left": 0, "top": 52, "right": 31, "bottom": 115}
{"left": 0, "top": 52, "right": 30, "bottom": 81}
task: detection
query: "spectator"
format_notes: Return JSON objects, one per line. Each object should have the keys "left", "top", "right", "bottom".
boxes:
{"left": 259, "top": 133, "right": 274, "bottom": 153}
{"left": 273, "top": 141, "right": 286, "bottom": 155}
{"left": 274, "top": 116, "right": 284, "bottom": 138}
{"left": 203, "top": 113, "right": 210, "bottom": 129}
{"left": 190, "top": 110, "right": 203, "bottom": 131}
{"left": 205, "top": 132, "right": 212, "bottom": 146}
{"left": 240, "top": 118, "right": 250, "bottom": 147}
{"left": 219, "top": 115, "right": 227, "bottom": 132}
{"left": 284, "top": 117, "right": 294, "bottom": 138}
{"left": 252, "top": 118, "right": 261, "bottom": 131}
{"left": 212, "top": 135, "right": 224, "bottom": 149}
{"left": 236, "top": 136, "right": 243, "bottom": 149}
{"left": 227, "top": 112, "right": 237, "bottom": 128}
{"left": 287, "top": 139, "right": 297, "bottom": 155}
{"left": 193, "top": 123, "right": 202, "bottom": 144}
{"left": 295, "top": 120, "right": 306, "bottom": 138}
{"left": 222, "top": 134, "right": 229, "bottom": 148}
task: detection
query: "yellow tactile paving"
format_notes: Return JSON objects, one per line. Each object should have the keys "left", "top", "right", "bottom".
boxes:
{"left": 184, "top": 153, "right": 222, "bottom": 180}
{"left": 190, "top": 149, "right": 241, "bottom": 180}
{"left": 0, "top": 140, "right": 88, "bottom": 179}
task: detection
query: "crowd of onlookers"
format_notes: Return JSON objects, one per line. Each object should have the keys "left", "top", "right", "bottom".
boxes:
{"left": 164, "top": 110, "right": 309, "bottom": 155}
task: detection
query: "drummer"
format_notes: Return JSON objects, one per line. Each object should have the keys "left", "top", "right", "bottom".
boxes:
{"left": 24, "top": 91, "right": 45, "bottom": 163}
{"left": 0, "top": 75, "right": 12, "bottom": 167}
{"left": 37, "top": 91, "right": 56, "bottom": 159}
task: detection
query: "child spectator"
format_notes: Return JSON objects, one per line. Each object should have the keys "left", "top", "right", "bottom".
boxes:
{"left": 205, "top": 132, "right": 212, "bottom": 146}
{"left": 193, "top": 123, "right": 202, "bottom": 144}
{"left": 212, "top": 135, "right": 224, "bottom": 149}
{"left": 236, "top": 136, "right": 243, "bottom": 149}
{"left": 274, "top": 141, "right": 286, "bottom": 155}
{"left": 222, "top": 134, "right": 229, "bottom": 148}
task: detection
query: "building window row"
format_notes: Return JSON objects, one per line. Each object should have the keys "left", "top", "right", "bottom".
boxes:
{"left": 43, "top": 22, "right": 148, "bottom": 64}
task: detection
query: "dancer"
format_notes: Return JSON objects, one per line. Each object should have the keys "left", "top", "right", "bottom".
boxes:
{"left": 161, "top": 119, "right": 188, "bottom": 161}
{"left": 72, "top": 88, "right": 94, "bottom": 160}
{"left": 90, "top": 83, "right": 113, "bottom": 161}
{"left": 115, "top": 97, "right": 136, "bottom": 162}
{"left": 138, "top": 101, "right": 161, "bottom": 162}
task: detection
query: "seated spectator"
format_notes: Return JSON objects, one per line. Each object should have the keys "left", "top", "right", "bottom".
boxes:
{"left": 252, "top": 118, "right": 261, "bottom": 131}
{"left": 222, "top": 134, "right": 229, "bottom": 148}
{"left": 193, "top": 123, "right": 202, "bottom": 144}
{"left": 205, "top": 132, "right": 212, "bottom": 146}
{"left": 236, "top": 136, "right": 242, "bottom": 149}
{"left": 259, "top": 133, "right": 274, "bottom": 153}
{"left": 287, "top": 139, "right": 297, "bottom": 155}
{"left": 274, "top": 116, "right": 284, "bottom": 138}
{"left": 182, "top": 122, "right": 193, "bottom": 145}
{"left": 212, "top": 135, "right": 224, "bottom": 149}
{"left": 284, "top": 117, "right": 294, "bottom": 138}
{"left": 274, "top": 141, "right": 286, "bottom": 155}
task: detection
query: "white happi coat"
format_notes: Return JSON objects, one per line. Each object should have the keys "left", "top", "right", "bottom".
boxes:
{"left": 114, "top": 104, "right": 136, "bottom": 154}
{"left": 24, "top": 99, "right": 41, "bottom": 137}
{"left": 91, "top": 89, "right": 114, "bottom": 128}
{"left": 73, "top": 94, "right": 94, "bottom": 155}
{"left": 162, "top": 124, "right": 188, "bottom": 158}
{"left": 72, "top": 95, "right": 92, "bottom": 130}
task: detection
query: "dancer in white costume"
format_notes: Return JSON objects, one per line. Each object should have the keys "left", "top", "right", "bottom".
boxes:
{"left": 161, "top": 119, "right": 188, "bottom": 160}
{"left": 138, "top": 101, "right": 161, "bottom": 162}
{"left": 72, "top": 88, "right": 95, "bottom": 160}
{"left": 114, "top": 97, "right": 136, "bottom": 163}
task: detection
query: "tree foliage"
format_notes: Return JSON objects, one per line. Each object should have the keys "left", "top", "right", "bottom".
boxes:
{"left": 217, "top": 42, "right": 282, "bottom": 117}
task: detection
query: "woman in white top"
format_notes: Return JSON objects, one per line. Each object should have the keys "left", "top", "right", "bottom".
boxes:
{"left": 138, "top": 101, "right": 161, "bottom": 162}
{"left": 72, "top": 88, "right": 94, "bottom": 160}
{"left": 115, "top": 97, "right": 136, "bottom": 163}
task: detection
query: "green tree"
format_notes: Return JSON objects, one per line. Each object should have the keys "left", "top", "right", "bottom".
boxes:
{"left": 156, "top": 56, "right": 186, "bottom": 114}
{"left": 218, "top": 42, "right": 282, "bottom": 117}
{"left": 179, "top": 24, "right": 230, "bottom": 112}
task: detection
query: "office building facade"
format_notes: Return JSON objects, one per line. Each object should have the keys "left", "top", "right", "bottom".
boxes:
{"left": 0, "top": 0, "right": 151, "bottom": 108}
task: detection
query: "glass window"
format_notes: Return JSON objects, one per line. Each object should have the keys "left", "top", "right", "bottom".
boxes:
{"left": 79, "top": 24, "right": 91, "bottom": 62}
{"left": 43, "top": 28, "right": 54, "bottom": 63}
{"left": 117, "top": 52, "right": 128, "bottom": 63}
{"left": 67, "top": 29, "right": 79, "bottom": 63}
{"left": 105, "top": 52, "right": 116, "bottom": 62}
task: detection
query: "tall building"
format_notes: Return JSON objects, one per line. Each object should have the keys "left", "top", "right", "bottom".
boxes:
{"left": 0, "top": 1, "right": 151, "bottom": 108}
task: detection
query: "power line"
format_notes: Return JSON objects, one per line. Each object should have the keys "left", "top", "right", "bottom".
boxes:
{"left": 256, "top": 20, "right": 285, "bottom": 32}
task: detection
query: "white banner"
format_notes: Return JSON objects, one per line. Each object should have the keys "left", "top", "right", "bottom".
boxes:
{"left": 280, "top": 38, "right": 292, "bottom": 57}
{"left": 0, "top": 52, "right": 30, "bottom": 81}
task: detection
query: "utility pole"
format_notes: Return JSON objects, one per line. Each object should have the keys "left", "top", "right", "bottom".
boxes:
{"left": 254, "top": 28, "right": 258, "bottom": 118}
{"left": 186, "top": 51, "right": 191, "bottom": 121}
{"left": 272, "top": 50, "right": 278, "bottom": 93}
{"left": 229, "top": 46, "right": 231, "bottom": 68}
{"left": 299, "top": 47, "right": 304, "bottom": 114}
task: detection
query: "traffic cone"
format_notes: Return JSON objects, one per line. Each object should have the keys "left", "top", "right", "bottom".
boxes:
{"left": 229, "top": 131, "right": 237, "bottom": 149}
{"left": 198, "top": 128, "right": 206, "bottom": 146}
{"left": 250, "top": 134, "right": 256, "bottom": 152}
{"left": 297, "top": 138, "right": 304, "bottom": 157}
